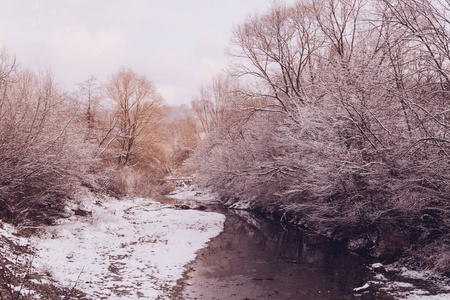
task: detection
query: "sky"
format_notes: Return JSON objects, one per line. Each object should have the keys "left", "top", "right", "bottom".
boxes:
{"left": 0, "top": 0, "right": 278, "bottom": 106}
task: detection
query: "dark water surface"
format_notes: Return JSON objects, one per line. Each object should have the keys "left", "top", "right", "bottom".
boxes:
{"left": 161, "top": 197, "right": 393, "bottom": 300}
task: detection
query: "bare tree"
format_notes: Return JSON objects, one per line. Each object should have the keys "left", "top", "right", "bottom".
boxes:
{"left": 312, "top": 0, "right": 366, "bottom": 60}
{"left": 229, "top": 0, "right": 321, "bottom": 117}
{"left": 105, "top": 68, "right": 164, "bottom": 166}
{"left": 76, "top": 76, "right": 101, "bottom": 141}
{"left": 0, "top": 48, "right": 17, "bottom": 99}
{"left": 382, "top": 0, "right": 450, "bottom": 86}
{"left": 191, "top": 74, "right": 237, "bottom": 134}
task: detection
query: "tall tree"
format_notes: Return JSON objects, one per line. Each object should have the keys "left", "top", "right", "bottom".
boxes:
{"left": 105, "top": 68, "right": 164, "bottom": 166}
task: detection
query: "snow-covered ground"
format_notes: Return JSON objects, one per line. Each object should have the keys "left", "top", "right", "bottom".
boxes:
{"left": 166, "top": 184, "right": 218, "bottom": 202}
{"left": 1, "top": 196, "right": 225, "bottom": 299}
{"left": 2, "top": 188, "right": 449, "bottom": 299}
{"left": 366, "top": 264, "right": 450, "bottom": 300}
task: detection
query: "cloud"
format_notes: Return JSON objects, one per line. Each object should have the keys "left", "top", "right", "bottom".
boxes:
{"left": 0, "top": 0, "right": 276, "bottom": 105}
{"left": 47, "top": 27, "right": 127, "bottom": 66}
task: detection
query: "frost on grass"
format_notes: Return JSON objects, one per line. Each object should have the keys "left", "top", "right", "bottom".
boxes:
{"left": 30, "top": 198, "right": 225, "bottom": 299}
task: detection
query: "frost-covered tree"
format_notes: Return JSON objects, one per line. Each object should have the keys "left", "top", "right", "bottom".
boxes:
{"left": 192, "top": 0, "right": 450, "bottom": 272}
{"left": 0, "top": 51, "right": 95, "bottom": 225}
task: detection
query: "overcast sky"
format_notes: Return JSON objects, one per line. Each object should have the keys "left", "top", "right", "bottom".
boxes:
{"left": 0, "top": 0, "right": 279, "bottom": 106}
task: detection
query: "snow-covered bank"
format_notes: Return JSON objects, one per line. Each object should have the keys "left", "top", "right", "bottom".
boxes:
{"left": 1, "top": 197, "right": 225, "bottom": 299}
{"left": 364, "top": 263, "right": 450, "bottom": 300}
{"left": 368, "top": 274, "right": 450, "bottom": 300}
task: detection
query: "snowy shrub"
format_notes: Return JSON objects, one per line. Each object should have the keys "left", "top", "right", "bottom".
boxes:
{"left": 0, "top": 51, "right": 96, "bottom": 226}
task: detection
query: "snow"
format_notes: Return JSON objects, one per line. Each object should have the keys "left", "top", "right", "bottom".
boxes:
{"left": 1, "top": 197, "right": 225, "bottom": 299}
{"left": 353, "top": 283, "right": 370, "bottom": 292}
{"left": 402, "top": 292, "right": 450, "bottom": 300}
{"left": 2, "top": 190, "right": 448, "bottom": 300}
{"left": 228, "top": 201, "right": 253, "bottom": 210}
{"left": 166, "top": 185, "right": 218, "bottom": 202}
{"left": 368, "top": 277, "right": 450, "bottom": 300}
{"left": 368, "top": 264, "right": 450, "bottom": 300}
{"left": 371, "top": 263, "right": 384, "bottom": 269}
{"left": 0, "top": 222, "right": 30, "bottom": 247}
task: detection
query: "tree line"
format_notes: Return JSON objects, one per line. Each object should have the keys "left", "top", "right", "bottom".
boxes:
{"left": 190, "top": 0, "right": 450, "bottom": 274}
{"left": 0, "top": 53, "right": 199, "bottom": 227}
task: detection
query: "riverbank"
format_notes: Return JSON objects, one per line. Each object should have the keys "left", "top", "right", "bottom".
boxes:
{"left": 166, "top": 185, "right": 448, "bottom": 299}
{"left": 0, "top": 195, "right": 225, "bottom": 299}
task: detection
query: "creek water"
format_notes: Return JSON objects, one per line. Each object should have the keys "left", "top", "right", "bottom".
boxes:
{"left": 161, "top": 197, "right": 393, "bottom": 300}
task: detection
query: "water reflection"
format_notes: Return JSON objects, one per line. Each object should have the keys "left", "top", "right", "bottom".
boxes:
{"left": 161, "top": 198, "right": 390, "bottom": 300}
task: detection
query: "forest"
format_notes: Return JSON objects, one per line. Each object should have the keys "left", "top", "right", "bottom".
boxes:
{"left": 0, "top": 0, "right": 449, "bottom": 280}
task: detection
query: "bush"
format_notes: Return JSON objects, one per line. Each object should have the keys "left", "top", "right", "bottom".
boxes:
{"left": 0, "top": 53, "right": 95, "bottom": 226}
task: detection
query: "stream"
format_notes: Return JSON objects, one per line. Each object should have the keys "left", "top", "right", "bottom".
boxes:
{"left": 161, "top": 197, "right": 394, "bottom": 300}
